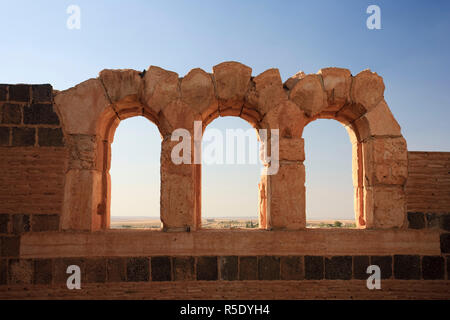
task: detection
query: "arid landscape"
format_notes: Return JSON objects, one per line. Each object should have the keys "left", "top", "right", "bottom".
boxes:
{"left": 110, "top": 217, "right": 356, "bottom": 229}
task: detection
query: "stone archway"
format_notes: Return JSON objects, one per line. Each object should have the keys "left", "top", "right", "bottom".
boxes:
{"left": 53, "top": 62, "right": 407, "bottom": 232}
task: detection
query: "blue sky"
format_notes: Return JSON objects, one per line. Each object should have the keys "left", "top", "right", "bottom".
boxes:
{"left": 1, "top": 1, "right": 449, "bottom": 220}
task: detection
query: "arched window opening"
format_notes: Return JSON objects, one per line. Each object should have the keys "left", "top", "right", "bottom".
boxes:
{"left": 110, "top": 116, "right": 161, "bottom": 229}
{"left": 304, "top": 119, "right": 356, "bottom": 228}
{"left": 201, "top": 117, "right": 263, "bottom": 229}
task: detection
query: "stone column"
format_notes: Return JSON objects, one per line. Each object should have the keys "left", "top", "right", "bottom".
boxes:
{"left": 266, "top": 137, "right": 306, "bottom": 230}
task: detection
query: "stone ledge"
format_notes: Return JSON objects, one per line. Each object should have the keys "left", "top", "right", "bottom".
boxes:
{"left": 19, "top": 229, "right": 441, "bottom": 258}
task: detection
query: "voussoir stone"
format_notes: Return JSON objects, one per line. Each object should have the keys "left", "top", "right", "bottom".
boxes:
{"left": 289, "top": 74, "right": 327, "bottom": 117}
{"left": 139, "top": 66, "right": 180, "bottom": 115}
{"left": 212, "top": 61, "right": 252, "bottom": 110}
{"left": 318, "top": 67, "right": 352, "bottom": 111}
{"left": 99, "top": 69, "right": 142, "bottom": 103}
{"left": 54, "top": 78, "right": 110, "bottom": 135}
{"left": 181, "top": 68, "right": 217, "bottom": 119}
{"left": 350, "top": 69, "right": 385, "bottom": 112}
{"left": 283, "top": 71, "right": 306, "bottom": 90}
{"left": 262, "top": 100, "right": 307, "bottom": 138}
{"left": 354, "top": 99, "right": 402, "bottom": 141}
{"left": 245, "top": 68, "right": 287, "bottom": 117}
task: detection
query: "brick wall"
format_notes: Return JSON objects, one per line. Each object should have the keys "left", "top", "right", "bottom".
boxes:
{"left": 406, "top": 151, "right": 450, "bottom": 213}
{"left": 0, "top": 84, "right": 67, "bottom": 270}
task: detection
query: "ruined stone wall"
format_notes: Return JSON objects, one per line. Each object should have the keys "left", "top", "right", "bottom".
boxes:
{"left": 0, "top": 63, "right": 449, "bottom": 299}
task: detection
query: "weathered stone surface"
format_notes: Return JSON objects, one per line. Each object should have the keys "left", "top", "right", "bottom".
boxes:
{"left": 9, "top": 259, "right": 33, "bottom": 284}
{"left": 0, "top": 236, "right": 20, "bottom": 257}
{"left": 159, "top": 99, "right": 200, "bottom": 137}
{"left": 407, "top": 212, "right": 425, "bottom": 229}
{"left": 218, "top": 256, "right": 238, "bottom": 281}
{"left": 1, "top": 103, "right": 21, "bottom": 124}
{"left": 12, "top": 214, "right": 30, "bottom": 234}
{"left": 66, "top": 134, "right": 98, "bottom": 170}
{"left": 61, "top": 169, "right": 102, "bottom": 231}
{"left": 213, "top": 61, "right": 252, "bottom": 110}
{"left": 54, "top": 79, "right": 110, "bottom": 135}
{"left": 32, "top": 214, "right": 59, "bottom": 232}
{"left": 0, "top": 214, "right": 9, "bottom": 234}
{"left": 440, "top": 233, "right": 450, "bottom": 253}
{"left": 196, "top": 256, "right": 217, "bottom": 281}
{"left": 24, "top": 103, "right": 59, "bottom": 125}
{"left": 268, "top": 162, "right": 305, "bottom": 230}
{"left": 394, "top": 255, "right": 420, "bottom": 280}
{"left": 280, "top": 256, "right": 304, "bottom": 280}
{"left": 324, "top": 256, "right": 352, "bottom": 280}
{"left": 283, "top": 71, "right": 306, "bottom": 90}
{"left": 106, "top": 258, "right": 126, "bottom": 282}
{"left": 151, "top": 256, "right": 172, "bottom": 281}
{"left": 258, "top": 256, "right": 280, "bottom": 280}
{"left": 350, "top": 69, "right": 385, "bottom": 112}
{"left": 0, "top": 259, "right": 6, "bottom": 285}
{"left": 289, "top": 74, "right": 327, "bottom": 117}
{"left": 9, "top": 85, "right": 30, "bottom": 102}
{"left": 126, "top": 257, "right": 149, "bottom": 282}
{"left": 85, "top": 258, "right": 106, "bottom": 283}
{"left": 421, "top": 256, "right": 444, "bottom": 280}
{"left": 363, "top": 137, "right": 408, "bottom": 186}
{"left": 34, "top": 259, "right": 52, "bottom": 285}
{"left": 318, "top": 67, "right": 352, "bottom": 111}
{"left": 353, "top": 256, "right": 370, "bottom": 280}
{"left": 239, "top": 256, "right": 257, "bottom": 280}
{"left": 262, "top": 100, "right": 307, "bottom": 138}
{"left": 354, "top": 100, "right": 401, "bottom": 141}
{"left": 279, "top": 137, "right": 305, "bottom": 161}
{"left": 99, "top": 69, "right": 142, "bottom": 103}
{"left": 31, "top": 84, "right": 52, "bottom": 103}
{"left": 53, "top": 258, "right": 85, "bottom": 284}
{"left": 181, "top": 68, "right": 217, "bottom": 119}
{"left": 173, "top": 256, "right": 195, "bottom": 281}
{"left": 364, "top": 185, "right": 405, "bottom": 229}
{"left": 0, "top": 85, "right": 7, "bottom": 101}
{"left": 12, "top": 127, "right": 35, "bottom": 146}
{"left": 245, "top": 68, "right": 286, "bottom": 116}
{"left": 0, "top": 127, "right": 9, "bottom": 146}
{"left": 38, "top": 128, "right": 64, "bottom": 147}
{"left": 371, "top": 256, "right": 392, "bottom": 279}
{"left": 140, "top": 66, "right": 180, "bottom": 115}
{"left": 304, "top": 256, "right": 324, "bottom": 280}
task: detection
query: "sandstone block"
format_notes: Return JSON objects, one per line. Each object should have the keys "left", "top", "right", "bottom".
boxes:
{"left": 350, "top": 69, "right": 385, "bottom": 112}
{"left": 1, "top": 103, "right": 21, "bottom": 124}
{"left": 213, "top": 61, "right": 252, "bottom": 110}
{"left": 289, "top": 74, "right": 327, "bottom": 117}
{"left": 364, "top": 185, "right": 405, "bottom": 229}
{"left": 12, "top": 127, "right": 35, "bottom": 146}
{"left": 262, "top": 100, "right": 307, "bottom": 138}
{"left": 363, "top": 137, "right": 408, "bottom": 186}
{"left": 279, "top": 137, "right": 305, "bottom": 161}
{"left": 318, "top": 67, "right": 352, "bottom": 111}
{"left": 99, "top": 69, "right": 142, "bottom": 103}
{"left": 283, "top": 71, "right": 306, "bottom": 90}
{"left": 267, "top": 162, "right": 305, "bottom": 230}
{"left": 140, "top": 66, "right": 180, "bottom": 115}
{"left": 354, "top": 99, "right": 401, "bottom": 141}
{"left": 245, "top": 68, "right": 287, "bottom": 117}
{"left": 61, "top": 169, "right": 102, "bottom": 231}
{"left": 181, "top": 68, "right": 217, "bottom": 119}
{"left": 54, "top": 78, "right": 110, "bottom": 135}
